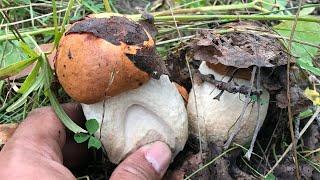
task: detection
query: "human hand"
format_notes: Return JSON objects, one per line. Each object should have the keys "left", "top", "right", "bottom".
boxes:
{"left": 0, "top": 104, "right": 171, "bottom": 180}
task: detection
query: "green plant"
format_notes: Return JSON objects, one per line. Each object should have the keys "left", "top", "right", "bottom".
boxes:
{"left": 74, "top": 119, "right": 102, "bottom": 149}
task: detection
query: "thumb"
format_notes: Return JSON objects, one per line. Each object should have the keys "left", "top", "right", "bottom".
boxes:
{"left": 110, "top": 141, "right": 172, "bottom": 180}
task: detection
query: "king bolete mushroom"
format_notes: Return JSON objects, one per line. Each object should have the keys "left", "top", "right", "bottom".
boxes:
{"left": 55, "top": 16, "right": 188, "bottom": 164}
{"left": 187, "top": 62, "right": 270, "bottom": 146}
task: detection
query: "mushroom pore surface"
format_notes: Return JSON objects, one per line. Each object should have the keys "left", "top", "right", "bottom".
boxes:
{"left": 82, "top": 75, "right": 188, "bottom": 164}
{"left": 187, "top": 62, "right": 270, "bottom": 145}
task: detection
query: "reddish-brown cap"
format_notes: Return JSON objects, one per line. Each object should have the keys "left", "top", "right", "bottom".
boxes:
{"left": 55, "top": 16, "right": 167, "bottom": 104}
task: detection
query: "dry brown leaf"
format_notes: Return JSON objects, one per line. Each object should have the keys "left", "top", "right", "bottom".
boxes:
{"left": 192, "top": 22, "right": 290, "bottom": 68}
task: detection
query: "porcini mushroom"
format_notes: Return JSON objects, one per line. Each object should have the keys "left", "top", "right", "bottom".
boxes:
{"left": 187, "top": 62, "right": 270, "bottom": 145}
{"left": 55, "top": 16, "right": 188, "bottom": 164}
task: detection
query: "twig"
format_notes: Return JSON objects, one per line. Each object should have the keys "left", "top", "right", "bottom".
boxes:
{"left": 213, "top": 68, "right": 240, "bottom": 101}
{"left": 168, "top": 4, "right": 205, "bottom": 161}
{"left": 295, "top": 116, "right": 300, "bottom": 140}
{"left": 197, "top": 71, "right": 262, "bottom": 97}
{"left": 224, "top": 66, "right": 257, "bottom": 149}
{"left": 286, "top": 0, "right": 304, "bottom": 178}
{"left": 260, "top": 116, "right": 281, "bottom": 166}
{"left": 245, "top": 67, "right": 262, "bottom": 159}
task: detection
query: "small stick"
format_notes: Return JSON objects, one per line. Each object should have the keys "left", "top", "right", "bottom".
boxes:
{"left": 245, "top": 67, "right": 261, "bottom": 159}
{"left": 197, "top": 70, "right": 262, "bottom": 97}
{"left": 224, "top": 66, "right": 257, "bottom": 149}
{"left": 213, "top": 68, "right": 240, "bottom": 101}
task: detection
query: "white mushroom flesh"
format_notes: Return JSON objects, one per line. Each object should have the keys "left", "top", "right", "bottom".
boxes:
{"left": 82, "top": 75, "right": 188, "bottom": 164}
{"left": 187, "top": 62, "right": 270, "bottom": 145}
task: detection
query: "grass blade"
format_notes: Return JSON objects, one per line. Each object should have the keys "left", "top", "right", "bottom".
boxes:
{"left": 40, "top": 52, "right": 87, "bottom": 134}
{"left": 0, "top": 57, "right": 37, "bottom": 80}
{"left": 103, "top": 0, "right": 112, "bottom": 13}
{"left": 18, "top": 60, "right": 41, "bottom": 94}
{"left": 6, "top": 71, "right": 44, "bottom": 112}
{"left": 19, "top": 41, "right": 38, "bottom": 57}
{"left": 48, "top": 89, "right": 87, "bottom": 133}
{"left": 52, "top": 0, "right": 60, "bottom": 47}
{"left": 60, "top": 0, "right": 75, "bottom": 33}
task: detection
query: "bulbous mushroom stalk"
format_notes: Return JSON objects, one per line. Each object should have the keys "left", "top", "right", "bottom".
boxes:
{"left": 82, "top": 75, "right": 188, "bottom": 164}
{"left": 187, "top": 62, "right": 270, "bottom": 146}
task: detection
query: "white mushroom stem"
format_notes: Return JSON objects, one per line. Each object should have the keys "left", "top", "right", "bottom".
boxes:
{"left": 82, "top": 75, "right": 188, "bottom": 164}
{"left": 187, "top": 62, "right": 270, "bottom": 146}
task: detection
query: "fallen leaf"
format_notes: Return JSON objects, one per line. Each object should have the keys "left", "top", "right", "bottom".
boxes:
{"left": 192, "top": 22, "right": 290, "bottom": 68}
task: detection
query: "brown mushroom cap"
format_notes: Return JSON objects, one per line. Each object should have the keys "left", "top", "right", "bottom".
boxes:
{"left": 56, "top": 33, "right": 150, "bottom": 104}
{"left": 55, "top": 16, "right": 166, "bottom": 104}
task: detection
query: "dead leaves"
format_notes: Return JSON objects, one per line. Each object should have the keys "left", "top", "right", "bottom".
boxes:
{"left": 192, "top": 22, "right": 290, "bottom": 68}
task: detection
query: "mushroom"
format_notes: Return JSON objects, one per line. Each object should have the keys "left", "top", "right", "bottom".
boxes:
{"left": 55, "top": 16, "right": 188, "bottom": 164}
{"left": 187, "top": 62, "right": 270, "bottom": 145}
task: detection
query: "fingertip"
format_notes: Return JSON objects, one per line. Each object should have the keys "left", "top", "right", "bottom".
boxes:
{"left": 110, "top": 141, "right": 172, "bottom": 180}
{"left": 143, "top": 141, "right": 172, "bottom": 176}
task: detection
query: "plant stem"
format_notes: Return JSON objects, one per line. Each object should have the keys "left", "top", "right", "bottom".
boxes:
{"left": 0, "top": 27, "right": 55, "bottom": 42}
{"left": 103, "top": 0, "right": 112, "bottom": 13}
{"left": 154, "top": 1, "right": 257, "bottom": 16}
{"left": 153, "top": 14, "right": 320, "bottom": 23}
{"left": 286, "top": 0, "right": 303, "bottom": 178}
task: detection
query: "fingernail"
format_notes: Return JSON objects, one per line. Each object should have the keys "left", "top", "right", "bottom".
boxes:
{"left": 144, "top": 141, "right": 172, "bottom": 175}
